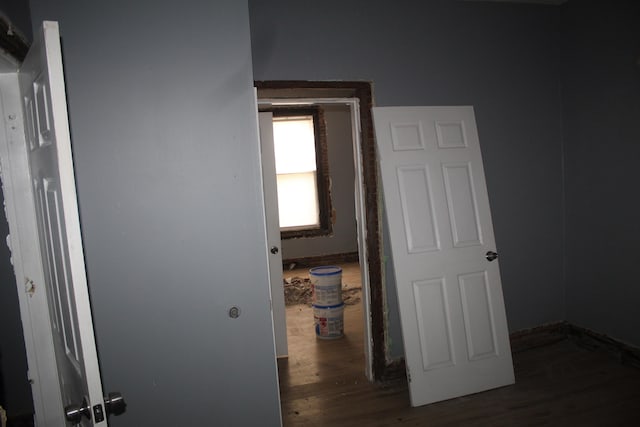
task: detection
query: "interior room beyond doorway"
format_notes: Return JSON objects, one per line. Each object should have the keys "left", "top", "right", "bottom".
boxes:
{"left": 279, "top": 262, "right": 364, "bottom": 388}
{"left": 257, "top": 80, "right": 390, "bottom": 381}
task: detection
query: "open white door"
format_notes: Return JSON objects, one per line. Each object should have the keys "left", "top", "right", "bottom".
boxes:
{"left": 14, "top": 21, "right": 112, "bottom": 425}
{"left": 258, "top": 111, "right": 288, "bottom": 357}
{"left": 373, "top": 106, "right": 514, "bottom": 407}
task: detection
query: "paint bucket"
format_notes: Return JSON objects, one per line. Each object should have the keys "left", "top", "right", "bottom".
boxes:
{"left": 310, "top": 266, "right": 343, "bottom": 306}
{"left": 313, "top": 303, "right": 345, "bottom": 339}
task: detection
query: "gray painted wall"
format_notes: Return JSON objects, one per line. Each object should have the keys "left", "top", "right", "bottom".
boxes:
{"left": 250, "top": 0, "right": 566, "bottom": 357}
{"left": 281, "top": 105, "right": 358, "bottom": 259}
{"left": 562, "top": 0, "right": 640, "bottom": 346}
{"left": 27, "top": 1, "right": 281, "bottom": 425}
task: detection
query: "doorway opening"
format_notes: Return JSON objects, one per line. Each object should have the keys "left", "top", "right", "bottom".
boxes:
{"left": 256, "top": 81, "right": 392, "bottom": 382}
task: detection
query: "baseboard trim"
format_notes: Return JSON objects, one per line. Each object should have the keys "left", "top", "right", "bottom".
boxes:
{"left": 282, "top": 252, "right": 359, "bottom": 270}
{"left": 565, "top": 323, "right": 640, "bottom": 369}
{"left": 381, "top": 321, "right": 640, "bottom": 381}
{"left": 379, "top": 358, "right": 406, "bottom": 383}
{"left": 509, "top": 321, "right": 569, "bottom": 353}
{"left": 509, "top": 321, "right": 640, "bottom": 368}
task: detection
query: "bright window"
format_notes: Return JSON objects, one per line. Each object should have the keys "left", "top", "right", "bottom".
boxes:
{"left": 268, "top": 108, "right": 332, "bottom": 239}
{"left": 273, "top": 115, "right": 319, "bottom": 229}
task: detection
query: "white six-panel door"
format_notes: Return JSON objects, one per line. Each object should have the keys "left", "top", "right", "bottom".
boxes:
{"left": 373, "top": 106, "right": 514, "bottom": 407}
{"left": 19, "top": 21, "right": 107, "bottom": 426}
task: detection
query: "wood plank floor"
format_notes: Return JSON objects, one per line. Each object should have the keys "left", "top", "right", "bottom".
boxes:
{"left": 279, "top": 263, "right": 640, "bottom": 426}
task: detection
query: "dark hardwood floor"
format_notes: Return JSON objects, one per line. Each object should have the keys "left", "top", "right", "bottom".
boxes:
{"left": 280, "top": 264, "right": 640, "bottom": 426}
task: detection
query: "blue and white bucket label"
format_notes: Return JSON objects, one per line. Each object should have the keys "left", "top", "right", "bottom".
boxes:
{"left": 310, "top": 266, "right": 343, "bottom": 306}
{"left": 313, "top": 303, "right": 344, "bottom": 339}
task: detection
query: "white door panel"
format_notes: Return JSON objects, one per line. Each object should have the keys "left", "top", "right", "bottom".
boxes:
{"left": 374, "top": 106, "right": 513, "bottom": 407}
{"left": 259, "top": 111, "right": 288, "bottom": 357}
{"left": 19, "top": 21, "right": 108, "bottom": 426}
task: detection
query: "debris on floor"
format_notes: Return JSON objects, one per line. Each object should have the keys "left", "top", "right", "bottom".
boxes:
{"left": 342, "top": 287, "right": 361, "bottom": 306}
{"left": 283, "top": 276, "right": 361, "bottom": 306}
{"left": 283, "top": 276, "right": 313, "bottom": 306}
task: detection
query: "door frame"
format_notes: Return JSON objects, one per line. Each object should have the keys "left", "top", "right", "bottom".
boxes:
{"left": 256, "top": 80, "right": 388, "bottom": 380}
{"left": 259, "top": 97, "right": 373, "bottom": 378}
{"left": 0, "top": 72, "right": 65, "bottom": 425}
